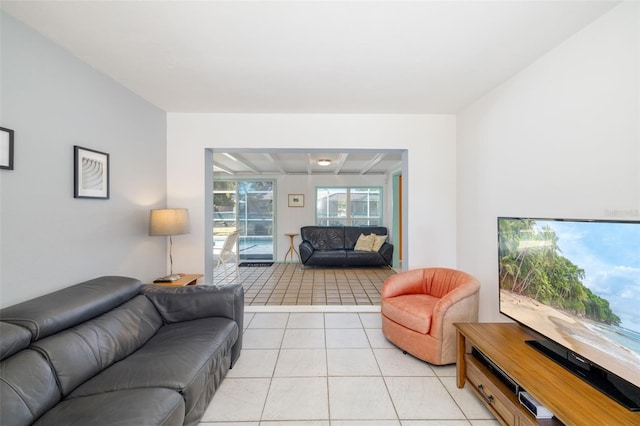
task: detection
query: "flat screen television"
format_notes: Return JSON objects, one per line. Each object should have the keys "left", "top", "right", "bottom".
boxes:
{"left": 498, "top": 217, "right": 640, "bottom": 410}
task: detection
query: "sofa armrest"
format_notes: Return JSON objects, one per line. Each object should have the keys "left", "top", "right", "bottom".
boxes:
{"left": 142, "top": 284, "right": 244, "bottom": 366}
{"left": 299, "top": 241, "right": 315, "bottom": 264}
{"left": 378, "top": 242, "right": 394, "bottom": 265}
{"left": 142, "top": 284, "right": 244, "bottom": 326}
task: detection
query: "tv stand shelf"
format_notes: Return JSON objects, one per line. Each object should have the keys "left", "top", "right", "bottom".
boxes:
{"left": 455, "top": 323, "right": 639, "bottom": 426}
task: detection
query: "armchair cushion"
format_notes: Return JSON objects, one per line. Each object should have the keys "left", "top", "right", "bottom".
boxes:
{"left": 381, "top": 294, "right": 438, "bottom": 335}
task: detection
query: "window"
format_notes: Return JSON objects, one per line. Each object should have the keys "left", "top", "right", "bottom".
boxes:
{"left": 316, "top": 186, "right": 382, "bottom": 226}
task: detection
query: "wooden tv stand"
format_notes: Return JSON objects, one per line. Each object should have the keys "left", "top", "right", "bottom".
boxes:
{"left": 454, "top": 323, "right": 639, "bottom": 426}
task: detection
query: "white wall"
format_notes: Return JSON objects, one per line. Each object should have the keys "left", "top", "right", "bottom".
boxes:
{"left": 0, "top": 14, "right": 168, "bottom": 307}
{"left": 457, "top": 1, "right": 640, "bottom": 322}
{"left": 167, "top": 114, "right": 457, "bottom": 277}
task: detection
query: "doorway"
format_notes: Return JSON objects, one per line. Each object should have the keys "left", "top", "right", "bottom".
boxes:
{"left": 213, "top": 179, "right": 275, "bottom": 261}
{"left": 205, "top": 148, "right": 408, "bottom": 285}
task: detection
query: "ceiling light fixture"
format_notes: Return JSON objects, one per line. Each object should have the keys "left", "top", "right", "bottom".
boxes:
{"left": 317, "top": 159, "right": 332, "bottom": 167}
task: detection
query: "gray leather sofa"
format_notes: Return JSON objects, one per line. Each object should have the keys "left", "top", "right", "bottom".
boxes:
{"left": 0, "top": 276, "right": 244, "bottom": 426}
{"left": 299, "top": 226, "right": 393, "bottom": 267}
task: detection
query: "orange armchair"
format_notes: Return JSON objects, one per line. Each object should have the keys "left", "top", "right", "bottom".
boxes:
{"left": 381, "top": 267, "right": 480, "bottom": 365}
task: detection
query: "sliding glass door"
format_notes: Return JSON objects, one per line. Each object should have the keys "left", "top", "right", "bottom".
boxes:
{"left": 213, "top": 180, "right": 274, "bottom": 261}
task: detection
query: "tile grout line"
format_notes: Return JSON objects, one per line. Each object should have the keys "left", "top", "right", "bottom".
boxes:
{"left": 203, "top": 311, "right": 495, "bottom": 425}
{"left": 227, "top": 263, "right": 395, "bottom": 307}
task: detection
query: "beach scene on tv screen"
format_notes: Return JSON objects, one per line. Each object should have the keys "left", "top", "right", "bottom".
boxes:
{"left": 498, "top": 218, "right": 640, "bottom": 388}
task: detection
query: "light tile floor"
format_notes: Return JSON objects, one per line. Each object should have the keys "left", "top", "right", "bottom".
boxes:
{"left": 198, "top": 312, "right": 499, "bottom": 426}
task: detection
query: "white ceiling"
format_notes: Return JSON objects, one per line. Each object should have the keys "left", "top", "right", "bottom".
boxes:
{"left": 1, "top": 0, "right": 619, "bottom": 176}
{"left": 1, "top": 0, "right": 619, "bottom": 114}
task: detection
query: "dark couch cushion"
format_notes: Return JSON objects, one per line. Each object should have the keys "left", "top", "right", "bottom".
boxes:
{"left": 70, "top": 317, "right": 238, "bottom": 425}
{"left": 32, "top": 295, "right": 162, "bottom": 396}
{"left": 0, "top": 276, "right": 142, "bottom": 340}
{"left": 0, "top": 322, "right": 31, "bottom": 361}
{"left": 305, "top": 249, "right": 348, "bottom": 266}
{"left": 346, "top": 249, "right": 389, "bottom": 266}
{"left": 33, "top": 388, "right": 185, "bottom": 426}
{"left": 0, "top": 349, "right": 61, "bottom": 426}
{"left": 301, "top": 226, "right": 346, "bottom": 250}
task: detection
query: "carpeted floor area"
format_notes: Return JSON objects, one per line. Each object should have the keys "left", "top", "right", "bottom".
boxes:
{"left": 213, "top": 262, "right": 396, "bottom": 306}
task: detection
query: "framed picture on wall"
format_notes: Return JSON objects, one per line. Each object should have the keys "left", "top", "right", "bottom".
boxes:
{"left": 0, "top": 127, "right": 14, "bottom": 170}
{"left": 74, "top": 145, "right": 110, "bottom": 199}
{"left": 288, "top": 194, "right": 304, "bottom": 207}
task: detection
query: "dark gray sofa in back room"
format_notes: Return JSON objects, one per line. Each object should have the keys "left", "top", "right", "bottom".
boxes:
{"left": 299, "top": 226, "right": 393, "bottom": 267}
{"left": 0, "top": 276, "right": 244, "bottom": 426}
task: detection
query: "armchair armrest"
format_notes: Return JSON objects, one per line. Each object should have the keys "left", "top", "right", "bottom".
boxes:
{"left": 431, "top": 282, "right": 480, "bottom": 339}
{"left": 381, "top": 268, "right": 427, "bottom": 298}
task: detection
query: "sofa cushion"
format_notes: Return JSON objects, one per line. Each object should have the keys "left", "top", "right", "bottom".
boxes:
{"left": 300, "top": 226, "right": 346, "bottom": 250}
{"left": 32, "top": 295, "right": 162, "bottom": 396}
{"left": 305, "top": 249, "right": 348, "bottom": 266}
{"left": 33, "top": 388, "right": 185, "bottom": 426}
{"left": 0, "top": 322, "right": 31, "bottom": 361}
{"left": 0, "top": 276, "right": 142, "bottom": 340}
{"left": 381, "top": 294, "right": 439, "bottom": 334}
{"left": 70, "top": 317, "right": 238, "bottom": 424}
{"left": 0, "top": 349, "right": 61, "bottom": 426}
{"left": 345, "top": 250, "right": 388, "bottom": 266}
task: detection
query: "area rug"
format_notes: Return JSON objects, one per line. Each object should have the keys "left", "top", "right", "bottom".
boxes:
{"left": 239, "top": 262, "right": 274, "bottom": 267}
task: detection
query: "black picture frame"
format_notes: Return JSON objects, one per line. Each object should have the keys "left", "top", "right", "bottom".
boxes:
{"left": 74, "top": 145, "right": 110, "bottom": 199}
{"left": 0, "top": 127, "right": 14, "bottom": 170}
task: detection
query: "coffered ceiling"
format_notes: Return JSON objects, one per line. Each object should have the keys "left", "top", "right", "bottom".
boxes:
{"left": 213, "top": 151, "right": 403, "bottom": 176}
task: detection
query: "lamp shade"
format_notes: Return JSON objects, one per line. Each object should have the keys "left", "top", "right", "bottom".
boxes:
{"left": 149, "top": 208, "right": 190, "bottom": 236}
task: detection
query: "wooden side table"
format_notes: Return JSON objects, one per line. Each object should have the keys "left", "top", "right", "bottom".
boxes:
{"left": 284, "top": 233, "right": 301, "bottom": 263}
{"left": 152, "top": 273, "right": 203, "bottom": 287}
